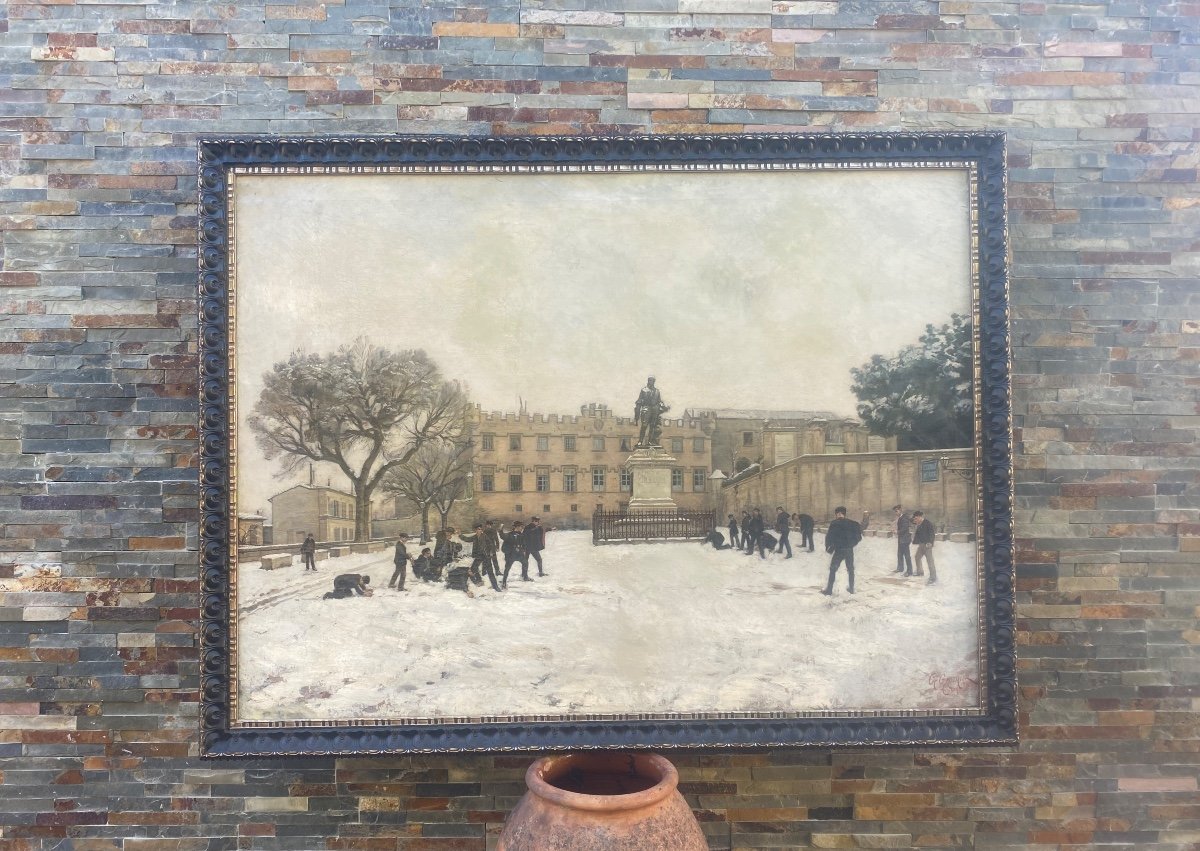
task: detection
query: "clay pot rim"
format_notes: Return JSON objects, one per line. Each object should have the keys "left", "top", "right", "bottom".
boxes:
{"left": 525, "top": 752, "right": 678, "bottom": 813}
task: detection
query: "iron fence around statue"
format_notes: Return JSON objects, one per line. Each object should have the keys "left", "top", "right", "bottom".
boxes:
{"left": 592, "top": 509, "right": 717, "bottom": 544}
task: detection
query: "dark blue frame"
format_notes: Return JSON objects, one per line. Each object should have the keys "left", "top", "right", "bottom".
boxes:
{"left": 198, "top": 133, "right": 1014, "bottom": 756}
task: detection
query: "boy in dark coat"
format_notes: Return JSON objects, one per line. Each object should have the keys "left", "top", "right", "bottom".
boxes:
{"left": 324, "top": 573, "right": 371, "bottom": 599}
{"left": 412, "top": 547, "right": 436, "bottom": 581}
{"left": 702, "top": 530, "right": 730, "bottom": 550}
{"left": 484, "top": 520, "right": 501, "bottom": 578}
{"left": 501, "top": 521, "right": 529, "bottom": 586}
{"left": 523, "top": 516, "right": 548, "bottom": 577}
{"left": 893, "top": 504, "right": 914, "bottom": 575}
{"left": 460, "top": 524, "right": 501, "bottom": 591}
{"left": 912, "top": 510, "right": 937, "bottom": 583}
{"left": 745, "top": 509, "right": 767, "bottom": 558}
{"left": 387, "top": 533, "right": 410, "bottom": 590}
{"left": 775, "top": 507, "right": 792, "bottom": 558}
{"left": 822, "top": 507, "right": 865, "bottom": 595}
{"left": 300, "top": 533, "right": 317, "bottom": 571}
{"left": 796, "top": 513, "right": 815, "bottom": 552}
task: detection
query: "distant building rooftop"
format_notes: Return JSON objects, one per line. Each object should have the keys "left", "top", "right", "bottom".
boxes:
{"left": 696, "top": 408, "right": 852, "bottom": 422}
{"left": 268, "top": 483, "right": 355, "bottom": 502}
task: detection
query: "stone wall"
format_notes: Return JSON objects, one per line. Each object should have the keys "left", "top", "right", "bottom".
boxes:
{"left": 720, "top": 448, "right": 974, "bottom": 532}
{"left": 2, "top": 2, "right": 1198, "bottom": 849}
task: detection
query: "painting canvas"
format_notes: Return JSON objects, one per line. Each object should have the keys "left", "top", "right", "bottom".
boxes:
{"left": 198, "top": 134, "right": 1014, "bottom": 755}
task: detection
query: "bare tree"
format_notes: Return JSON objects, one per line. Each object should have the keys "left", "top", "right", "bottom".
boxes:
{"left": 249, "top": 339, "right": 469, "bottom": 541}
{"left": 431, "top": 438, "right": 474, "bottom": 533}
{"left": 383, "top": 436, "right": 473, "bottom": 544}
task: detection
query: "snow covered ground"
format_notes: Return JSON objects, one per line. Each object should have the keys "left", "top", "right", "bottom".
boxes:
{"left": 235, "top": 531, "right": 981, "bottom": 723}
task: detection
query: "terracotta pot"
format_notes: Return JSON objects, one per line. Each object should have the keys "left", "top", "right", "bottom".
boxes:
{"left": 497, "top": 752, "right": 707, "bottom": 851}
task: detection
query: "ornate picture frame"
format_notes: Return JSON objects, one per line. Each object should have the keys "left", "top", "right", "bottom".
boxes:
{"left": 198, "top": 133, "right": 1013, "bottom": 756}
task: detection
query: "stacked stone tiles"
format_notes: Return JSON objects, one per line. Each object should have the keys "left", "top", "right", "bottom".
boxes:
{"left": 1, "top": 0, "right": 1198, "bottom": 848}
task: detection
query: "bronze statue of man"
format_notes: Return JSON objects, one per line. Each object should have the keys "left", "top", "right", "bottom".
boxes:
{"left": 634, "top": 376, "right": 669, "bottom": 447}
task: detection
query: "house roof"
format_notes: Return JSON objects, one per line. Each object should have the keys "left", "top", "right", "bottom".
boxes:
{"left": 268, "top": 483, "right": 355, "bottom": 502}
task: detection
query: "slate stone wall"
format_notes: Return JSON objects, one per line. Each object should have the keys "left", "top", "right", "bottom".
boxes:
{"left": 2, "top": 1, "right": 1198, "bottom": 848}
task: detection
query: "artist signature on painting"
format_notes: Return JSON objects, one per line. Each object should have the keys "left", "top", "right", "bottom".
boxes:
{"left": 925, "top": 670, "right": 978, "bottom": 697}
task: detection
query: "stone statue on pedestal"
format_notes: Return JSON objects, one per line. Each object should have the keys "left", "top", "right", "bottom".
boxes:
{"left": 633, "top": 376, "right": 669, "bottom": 448}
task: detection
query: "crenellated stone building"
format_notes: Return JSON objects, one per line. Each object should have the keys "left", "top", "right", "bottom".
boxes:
{"left": 466, "top": 403, "right": 718, "bottom": 528}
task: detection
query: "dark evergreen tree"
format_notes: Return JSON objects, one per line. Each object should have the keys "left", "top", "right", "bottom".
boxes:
{"left": 850, "top": 314, "right": 973, "bottom": 450}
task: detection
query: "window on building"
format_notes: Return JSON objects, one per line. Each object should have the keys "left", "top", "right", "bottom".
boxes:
{"left": 515, "top": 504, "right": 523, "bottom": 513}
{"left": 563, "top": 435, "right": 576, "bottom": 451}
{"left": 330, "top": 501, "right": 338, "bottom": 518}
{"left": 536, "top": 467, "right": 549, "bottom": 492}
{"left": 481, "top": 433, "right": 494, "bottom": 451}
{"left": 620, "top": 470, "right": 632, "bottom": 491}
{"left": 563, "top": 467, "right": 577, "bottom": 492}
{"left": 480, "top": 468, "right": 495, "bottom": 492}
{"left": 592, "top": 467, "right": 605, "bottom": 491}
{"left": 509, "top": 434, "right": 521, "bottom": 451}
{"left": 671, "top": 468, "right": 684, "bottom": 491}
{"left": 693, "top": 437, "right": 705, "bottom": 453}
{"left": 693, "top": 468, "right": 707, "bottom": 491}
{"left": 509, "top": 468, "right": 523, "bottom": 492}
{"left": 619, "top": 436, "right": 631, "bottom": 452}
{"left": 592, "top": 435, "right": 605, "bottom": 451}
{"left": 543, "top": 504, "right": 550, "bottom": 513}
{"left": 671, "top": 437, "right": 683, "bottom": 454}
{"left": 536, "top": 435, "right": 549, "bottom": 451}
{"left": 743, "top": 431, "right": 754, "bottom": 446}
{"left": 570, "top": 504, "right": 578, "bottom": 513}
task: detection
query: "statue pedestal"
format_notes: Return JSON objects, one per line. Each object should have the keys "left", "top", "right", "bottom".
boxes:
{"left": 626, "top": 446, "right": 678, "bottom": 513}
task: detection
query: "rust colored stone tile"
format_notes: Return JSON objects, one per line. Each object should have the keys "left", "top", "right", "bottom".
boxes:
{"left": 431, "top": 22, "right": 519, "bottom": 37}
{"left": 266, "top": 5, "right": 328, "bottom": 21}
{"left": 0, "top": 272, "right": 39, "bottom": 287}
{"left": 128, "top": 537, "right": 185, "bottom": 550}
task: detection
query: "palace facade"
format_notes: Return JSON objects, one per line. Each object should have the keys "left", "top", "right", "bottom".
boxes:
{"left": 466, "top": 403, "right": 717, "bottom": 529}
{"left": 463, "top": 403, "right": 895, "bottom": 529}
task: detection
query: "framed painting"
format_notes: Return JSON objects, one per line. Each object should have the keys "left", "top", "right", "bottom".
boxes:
{"left": 198, "top": 133, "right": 1014, "bottom": 756}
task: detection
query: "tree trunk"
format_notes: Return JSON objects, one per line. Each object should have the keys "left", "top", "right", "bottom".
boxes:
{"left": 420, "top": 505, "right": 431, "bottom": 544}
{"left": 354, "top": 489, "right": 372, "bottom": 542}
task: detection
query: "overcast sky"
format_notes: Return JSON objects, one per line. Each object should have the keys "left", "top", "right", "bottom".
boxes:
{"left": 232, "top": 167, "right": 971, "bottom": 516}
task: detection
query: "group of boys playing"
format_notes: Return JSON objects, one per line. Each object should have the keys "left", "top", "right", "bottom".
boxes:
{"left": 708, "top": 503, "right": 937, "bottom": 596}
{"left": 384, "top": 517, "right": 549, "bottom": 597}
